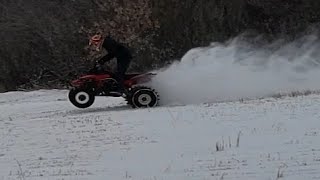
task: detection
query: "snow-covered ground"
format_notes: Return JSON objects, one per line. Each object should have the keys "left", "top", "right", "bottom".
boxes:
{"left": 1, "top": 89, "right": 320, "bottom": 180}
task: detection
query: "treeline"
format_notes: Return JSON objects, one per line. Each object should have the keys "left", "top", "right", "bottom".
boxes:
{"left": 1, "top": 0, "right": 320, "bottom": 92}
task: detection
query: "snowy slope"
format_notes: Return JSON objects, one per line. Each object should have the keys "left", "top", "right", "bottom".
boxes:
{"left": 1, "top": 89, "right": 320, "bottom": 180}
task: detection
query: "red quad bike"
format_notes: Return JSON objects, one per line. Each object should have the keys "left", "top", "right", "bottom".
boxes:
{"left": 68, "top": 64, "right": 159, "bottom": 109}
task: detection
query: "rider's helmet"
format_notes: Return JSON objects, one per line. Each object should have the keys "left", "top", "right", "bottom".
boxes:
{"left": 89, "top": 34, "right": 104, "bottom": 51}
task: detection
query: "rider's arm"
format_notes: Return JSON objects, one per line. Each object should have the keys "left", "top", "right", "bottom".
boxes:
{"left": 98, "top": 52, "right": 115, "bottom": 64}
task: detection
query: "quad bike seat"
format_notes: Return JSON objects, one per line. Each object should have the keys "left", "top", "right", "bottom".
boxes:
{"left": 124, "top": 73, "right": 142, "bottom": 80}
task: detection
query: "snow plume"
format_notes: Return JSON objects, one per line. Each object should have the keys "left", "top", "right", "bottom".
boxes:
{"left": 150, "top": 33, "right": 320, "bottom": 105}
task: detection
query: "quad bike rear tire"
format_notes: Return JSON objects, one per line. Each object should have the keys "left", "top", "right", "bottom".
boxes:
{"left": 69, "top": 88, "right": 95, "bottom": 108}
{"left": 128, "top": 86, "right": 159, "bottom": 108}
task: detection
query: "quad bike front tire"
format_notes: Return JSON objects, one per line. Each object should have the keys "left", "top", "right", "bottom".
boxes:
{"left": 128, "top": 86, "right": 159, "bottom": 108}
{"left": 68, "top": 88, "right": 95, "bottom": 108}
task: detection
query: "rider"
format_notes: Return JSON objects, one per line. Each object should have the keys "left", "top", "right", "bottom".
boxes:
{"left": 89, "top": 34, "right": 132, "bottom": 96}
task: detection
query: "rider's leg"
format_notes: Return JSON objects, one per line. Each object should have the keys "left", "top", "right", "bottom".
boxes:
{"left": 115, "top": 59, "right": 130, "bottom": 95}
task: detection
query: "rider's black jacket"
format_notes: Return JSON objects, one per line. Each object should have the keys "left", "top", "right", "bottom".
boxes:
{"left": 98, "top": 36, "right": 132, "bottom": 68}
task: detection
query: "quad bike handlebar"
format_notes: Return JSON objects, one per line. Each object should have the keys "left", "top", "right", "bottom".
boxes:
{"left": 88, "top": 61, "right": 113, "bottom": 75}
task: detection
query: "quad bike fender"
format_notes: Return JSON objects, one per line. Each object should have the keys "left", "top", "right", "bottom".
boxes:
{"left": 70, "top": 74, "right": 112, "bottom": 88}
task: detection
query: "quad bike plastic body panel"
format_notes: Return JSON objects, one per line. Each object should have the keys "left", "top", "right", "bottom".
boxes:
{"left": 70, "top": 72, "right": 156, "bottom": 89}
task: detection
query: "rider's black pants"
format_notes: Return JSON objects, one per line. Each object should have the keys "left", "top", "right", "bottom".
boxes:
{"left": 114, "top": 58, "right": 131, "bottom": 92}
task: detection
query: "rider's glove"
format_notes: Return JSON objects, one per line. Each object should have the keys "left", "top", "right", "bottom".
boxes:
{"left": 97, "top": 58, "right": 105, "bottom": 65}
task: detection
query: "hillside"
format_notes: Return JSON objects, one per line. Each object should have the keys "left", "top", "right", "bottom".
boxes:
{"left": 1, "top": 90, "right": 320, "bottom": 179}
